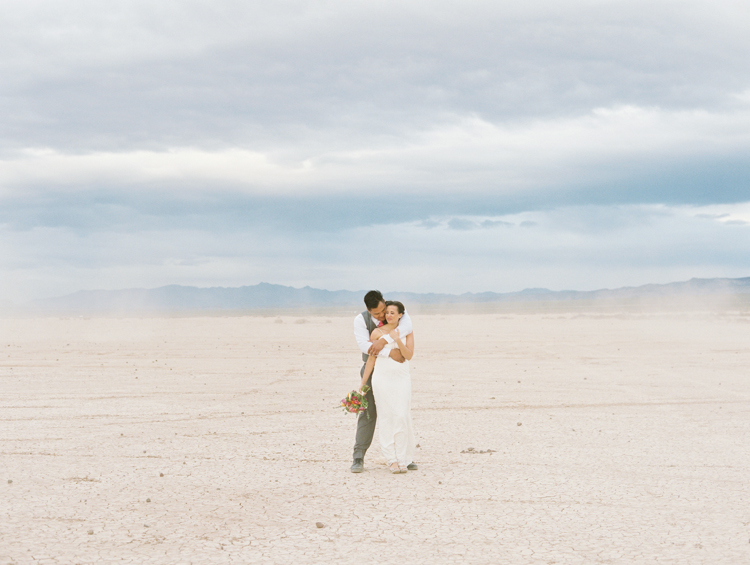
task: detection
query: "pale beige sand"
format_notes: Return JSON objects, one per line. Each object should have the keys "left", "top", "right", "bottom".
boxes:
{"left": 1, "top": 312, "right": 749, "bottom": 564}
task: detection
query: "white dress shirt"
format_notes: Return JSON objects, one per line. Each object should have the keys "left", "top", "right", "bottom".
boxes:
{"left": 354, "top": 310, "right": 413, "bottom": 358}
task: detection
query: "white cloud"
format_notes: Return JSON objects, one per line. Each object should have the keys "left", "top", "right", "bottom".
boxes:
{"left": 0, "top": 148, "right": 306, "bottom": 195}
{"left": 3, "top": 102, "right": 750, "bottom": 200}
{"left": 688, "top": 202, "right": 750, "bottom": 225}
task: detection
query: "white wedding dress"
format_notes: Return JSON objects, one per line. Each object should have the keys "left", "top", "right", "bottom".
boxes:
{"left": 372, "top": 339, "right": 416, "bottom": 466}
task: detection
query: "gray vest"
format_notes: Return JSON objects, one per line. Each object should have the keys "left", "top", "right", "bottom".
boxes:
{"left": 361, "top": 310, "right": 380, "bottom": 362}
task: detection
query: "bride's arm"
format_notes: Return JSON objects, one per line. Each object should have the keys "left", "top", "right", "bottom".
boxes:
{"left": 392, "top": 332, "right": 414, "bottom": 361}
{"left": 359, "top": 355, "right": 376, "bottom": 391}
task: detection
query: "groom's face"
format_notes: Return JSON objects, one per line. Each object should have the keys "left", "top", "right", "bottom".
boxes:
{"left": 368, "top": 301, "right": 387, "bottom": 322}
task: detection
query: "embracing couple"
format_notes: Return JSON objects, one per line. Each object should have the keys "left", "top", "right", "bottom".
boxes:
{"left": 351, "top": 290, "right": 417, "bottom": 474}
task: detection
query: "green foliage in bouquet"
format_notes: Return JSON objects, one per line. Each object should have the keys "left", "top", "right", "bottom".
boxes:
{"left": 340, "top": 385, "right": 370, "bottom": 418}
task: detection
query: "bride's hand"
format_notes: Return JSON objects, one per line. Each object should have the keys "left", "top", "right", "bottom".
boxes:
{"left": 389, "top": 328, "right": 400, "bottom": 340}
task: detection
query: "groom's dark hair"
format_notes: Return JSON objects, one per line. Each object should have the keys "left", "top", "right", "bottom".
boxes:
{"left": 364, "top": 290, "right": 385, "bottom": 310}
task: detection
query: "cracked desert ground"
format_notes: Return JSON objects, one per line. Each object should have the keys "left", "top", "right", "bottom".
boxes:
{"left": 1, "top": 307, "right": 749, "bottom": 564}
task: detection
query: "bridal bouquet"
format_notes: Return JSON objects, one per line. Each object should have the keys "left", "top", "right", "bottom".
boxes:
{"left": 340, "top": 385, "right": 370, "bottom": 417}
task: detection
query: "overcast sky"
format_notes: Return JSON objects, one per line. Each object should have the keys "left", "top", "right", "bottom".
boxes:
{"left": 2, "top": 0, "right": 749, "bottom": 302}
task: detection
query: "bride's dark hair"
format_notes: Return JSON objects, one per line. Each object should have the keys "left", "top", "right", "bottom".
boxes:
{"left": 385, "top": 300, "right": 405, "bottom": 314}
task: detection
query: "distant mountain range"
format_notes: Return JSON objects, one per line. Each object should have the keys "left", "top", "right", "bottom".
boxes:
{"left": 18, "top": 276, "right": 750, "bottom": 313}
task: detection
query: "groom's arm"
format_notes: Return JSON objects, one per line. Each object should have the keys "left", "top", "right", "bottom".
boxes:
{"left": 398, "top": 310, "right": 413, "bottom": 337}
{"left": 354, "top": 314, "right": 391, "bottom": 358}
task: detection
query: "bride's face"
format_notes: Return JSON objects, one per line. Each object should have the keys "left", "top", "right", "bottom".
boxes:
{"left": 385, "top": 305, "right": 402, "bottom": 324}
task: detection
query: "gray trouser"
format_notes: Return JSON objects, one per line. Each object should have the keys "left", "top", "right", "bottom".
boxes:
{"left": 352, "top": 363, "right": 377, "bottom": 460}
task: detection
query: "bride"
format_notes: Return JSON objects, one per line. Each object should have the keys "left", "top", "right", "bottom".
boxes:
{"left": 358, "top": 301, "right": 416, "bottom": 474}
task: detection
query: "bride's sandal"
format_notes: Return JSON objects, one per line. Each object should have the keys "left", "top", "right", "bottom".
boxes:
{"left": 389, "top": 462, "right": 401, "bottom": 474}
{"left": 398, "top": 464, "right": 408, "bottom": 473}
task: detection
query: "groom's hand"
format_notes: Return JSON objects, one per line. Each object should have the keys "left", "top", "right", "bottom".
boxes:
{"left": 389, "top": 350, "right": 406, "bottom": 363}
{"left": 368, "top": 339, "right": 386, "bottom": 356}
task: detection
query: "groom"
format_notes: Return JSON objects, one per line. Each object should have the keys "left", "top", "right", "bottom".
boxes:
{"left": 350, "top": 290, "right": 417, "bottom": 473}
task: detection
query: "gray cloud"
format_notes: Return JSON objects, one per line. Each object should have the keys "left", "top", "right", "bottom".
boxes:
{"left": 2, "top": 1, "right": 750, "bottom": 154}
{"left": 2, "top": 1, "right": 750, "bottom": 301}
{"left": 447, "top": 218, "right": 477, "bottom": 231}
